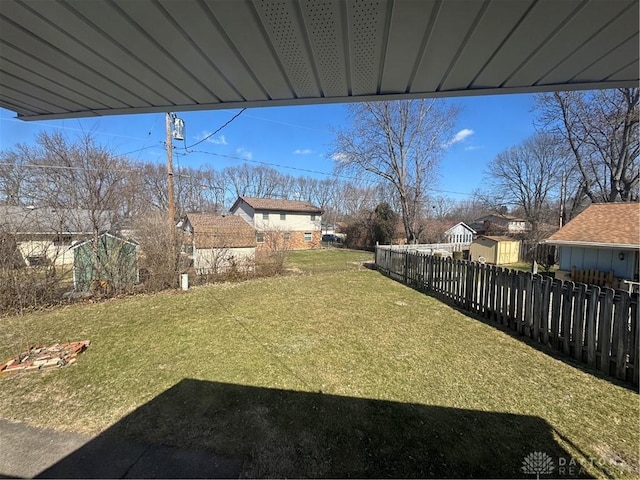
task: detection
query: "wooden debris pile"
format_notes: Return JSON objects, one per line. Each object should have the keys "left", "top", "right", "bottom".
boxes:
{"left": 0, "top": 341, "right": 90, "bottom": 374}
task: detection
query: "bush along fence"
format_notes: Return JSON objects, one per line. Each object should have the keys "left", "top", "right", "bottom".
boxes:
{"left": 375, "top": 246, "right": 639, "bottom": 386}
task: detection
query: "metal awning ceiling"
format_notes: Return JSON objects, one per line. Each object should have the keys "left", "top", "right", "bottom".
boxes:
{"left": 0, "top": 0, "right": 638, "bottom": 121}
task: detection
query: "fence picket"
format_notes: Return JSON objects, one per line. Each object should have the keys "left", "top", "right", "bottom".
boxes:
{"left": 508, "top": 271, "right": 516, "bottom": 329}
{"left": 541, "top": 277, "right": 552, "bottom": 345}
{"left": 562, "top": 282, "right": 574, "bottom": 355}
{"left": 550, "top": 280, "right": 563, "bottom": 348}
{"left": 613, "top": 291, "right": 630, "bottom": 380}
{"left": 586, "top": 286, "right": 600, "bottom": 367}
{"left": 598, "top": 288, "right": 614, "bottom": 375}
{"left": 572, "top": 283, "right": 587, "bottom": 362}
{"left": 532, "top": 275, "right": 542, "bottom": 342}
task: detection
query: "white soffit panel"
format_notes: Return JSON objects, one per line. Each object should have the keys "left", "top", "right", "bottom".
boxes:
{"left": 0, "top": 0, "right": 637, "bottom": 120}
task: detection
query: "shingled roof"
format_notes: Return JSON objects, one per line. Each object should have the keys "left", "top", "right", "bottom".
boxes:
{"left": 187, "top": 214, "right": 256, "bottom": 249}
{"left": 231, "top": 196, "right": 322, "bottom": 214}
{"left": 0, "top": 206, "right": 112, "bottom": 234}
{"left": 546, "top": 203, "right": 640, "bottom": 248}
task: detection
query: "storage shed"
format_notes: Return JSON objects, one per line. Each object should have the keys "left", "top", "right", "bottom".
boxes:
{"left": 469, "top": 236, "right": 520, "bottom": 265}
{"left": 72, "top": 232, "right": 139, "bottom": 292}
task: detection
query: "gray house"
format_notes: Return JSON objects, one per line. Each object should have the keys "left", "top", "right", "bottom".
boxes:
{"left": 545, "top": 203, "right": 640, "bottom": 288}
{"left": 0, "top": 206, "right": 112, "bottom": 267}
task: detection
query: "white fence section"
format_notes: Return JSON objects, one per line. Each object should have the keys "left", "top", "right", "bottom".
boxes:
{"left": 377, "top": 242, "right": 471, "bottom": 256}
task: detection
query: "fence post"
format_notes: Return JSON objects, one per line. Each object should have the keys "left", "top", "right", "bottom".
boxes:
{"left": 540, "top": 277, "right": 551, "bottom": 345}
{"left": 613, "top": 291, "right": 630, "bottom": 380}
{"left": 562, "top": 281, "right": 574, "bottom": 356}
{"left": 586, "top": 285, "right": 600, "bottom": 367}
{"left": 572, "top": 283, "right": 586, "bottom": 362}
{"left": 598, "top": 288, "right": 614, "bottom": 375}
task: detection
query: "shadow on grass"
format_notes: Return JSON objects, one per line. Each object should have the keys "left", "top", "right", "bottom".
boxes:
{"left": 37, "top": 379, "right": 591, "bottom": 478}
{"left": 421, "top": 286, "right": 638, "bottom": 393}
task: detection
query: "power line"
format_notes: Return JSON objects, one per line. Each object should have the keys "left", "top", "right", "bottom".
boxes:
{"left": 177, "top": 149, "right": 476, "bottom": 197}
{"left": 0, "top": 161, "right": 192, "bottom": 178}
{"left": 184, "top": 109, "right": 246, "bottom": 150}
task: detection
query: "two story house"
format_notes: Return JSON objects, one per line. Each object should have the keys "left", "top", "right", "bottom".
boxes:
{"left": 469, "top": 214, "right": 529, "bottom": 237}
{"left": 230, "top": 197, "right": 323, "bottom": 250}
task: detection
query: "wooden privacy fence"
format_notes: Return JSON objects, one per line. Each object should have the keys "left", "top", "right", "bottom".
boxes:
{"left": 376, "top": 246, "right": 639, "bottom": 385}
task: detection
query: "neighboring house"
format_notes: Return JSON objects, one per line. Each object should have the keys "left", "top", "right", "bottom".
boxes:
{"left": 181, "top": 213, "right": 256, "bottom": 274}
{"left": 544, "top": 203, "right": 640, "bottom": 288}
{"left": 71, "top": 232, "right": 138, "bottom": 292}
{"left": 230, "top": 197, "right": 323, "bottom": 250}
{"left": 470, "top": 214, "right": 528, "bottom": 236}
{"left": 469, "top": 236, "right": 520, "bottom": 265}
{"left": 443, "top": 222, "right": 476, "bottom": 244}
{"left": 0, "top": 206, "right": 111, "bottom": 266}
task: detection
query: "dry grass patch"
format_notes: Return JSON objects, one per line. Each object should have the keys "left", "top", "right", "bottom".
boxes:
{"left": 0, "top": 250, "right": 637, "bottom": 478}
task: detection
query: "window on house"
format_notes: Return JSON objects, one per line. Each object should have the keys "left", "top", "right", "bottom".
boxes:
{"left": 256, "top": 232, "right": 264, "bottom": 243}
{"left": 53, "top": 235, "right": 72, "bottom": 246}
{"left": 311, "top": 214, "right": 316, "bottom": 221}
{"left": 284, "top": 232, "right": 291, "bottom": 241}
{"left": 262, "top": 212, "right": 269, "bottom": 221}
{"left": 280, "top": 213, "right": 286, "bottom": 221}
{"left": 304, "top": 232, "right": 312, "bottom": 242}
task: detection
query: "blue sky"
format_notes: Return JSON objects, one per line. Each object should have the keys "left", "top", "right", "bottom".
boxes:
{"left": 0, "top": 93, "right": 538, "bottom": 201}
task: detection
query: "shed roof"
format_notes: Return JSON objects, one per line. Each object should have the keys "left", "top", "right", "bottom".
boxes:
{"left": 232, "top": 197, "right": 322, "bottom": 214}
{"left": 187, "top": 214, "right": 256, "bottom": 249}
{"left": 546, "top": 203, "right": 640, "bottom": 248}
{"left": 475, "top": 235, "right": 519, "bottom": 243}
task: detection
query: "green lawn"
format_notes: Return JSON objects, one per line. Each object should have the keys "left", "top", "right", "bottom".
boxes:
{"left": 0, "top": 249, "right": 637, "bottom": 478}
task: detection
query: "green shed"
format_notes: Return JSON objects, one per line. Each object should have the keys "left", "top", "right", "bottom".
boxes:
{"left": 72, "top": 232, "right": 139, "bottom": 292}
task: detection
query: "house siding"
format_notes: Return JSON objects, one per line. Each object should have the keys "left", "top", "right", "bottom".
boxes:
{"left": 444, "top": 224, "right": 474, "bottom": 243}
{"left": 233, "top": 202, "right": 255, "bottom": 226}
{"left": 254, "top": 211, "right": 320, "bottom": 231}
{"left": 256, "top": 230, "right": 321, "bottom": 251}
{"left": 558, "top": 246, "right": 636, "bottom": 279}
{"left": 194, "top": 247, "right": 255, "bottom": 274}
{"left": 18, "top": 239, "right": 75, "bottom": 266}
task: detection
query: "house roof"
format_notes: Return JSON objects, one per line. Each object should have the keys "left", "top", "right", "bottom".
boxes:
{"left": 473, "top": 213, "right": 526, "bottom": 224}
{"left": 187, "top": 214, "right": 256, "bottom": 249}
{"left": 0, "top": 206, "right": 111, "bottom": 234}
{"left": 546, "top": 203, "right": 640, "bottom": 248}
{"left": 231, "top": 196, "right": 323, "bottom": 214}
{"left": 443, "top": 222, "right": 476, "bottom": 235}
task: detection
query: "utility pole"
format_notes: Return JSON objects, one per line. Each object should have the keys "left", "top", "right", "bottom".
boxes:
{"left": 166, "top": 112, "right": 176, "bottom": 228}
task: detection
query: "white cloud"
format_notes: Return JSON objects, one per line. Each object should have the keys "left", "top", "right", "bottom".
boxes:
{"left": 293, "top": 148, "right": 313, "bottom": 155}
{"left": 446, "top": 128, "right": 474, "bottom": 147}
{"left": 331, "top": 152, "right": 349, "bottom": 163}
{"left": 236, "top": 147, "right": 252, "bottom": 160}
{"left": 204, "top": 133, "right": 227, "bottom": 145}
{"left": 464, "top": 145, "right": 483, "bottom": 151}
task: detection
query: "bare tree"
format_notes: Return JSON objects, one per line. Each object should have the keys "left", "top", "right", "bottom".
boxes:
{"left": 485, "top": 133, "right": 565, "bottom": 238}
{"left": 23, "top": 131, "right": 135, "bottom": 291}
{"left": 0, "top": 147, "right": 35, "bottom": 205}
{"left": 331, "top": 99, "right": 459, "bottom": 243}
{"left": 535, "top": 88, "right": 639, "bottom": 203}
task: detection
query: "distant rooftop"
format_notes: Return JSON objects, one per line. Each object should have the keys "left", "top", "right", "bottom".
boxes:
{"left": 0, "top": 206, "right": 112, "bottom": 234}
{"left": 232, "top": 197, "right": 323, "bottom": 214}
